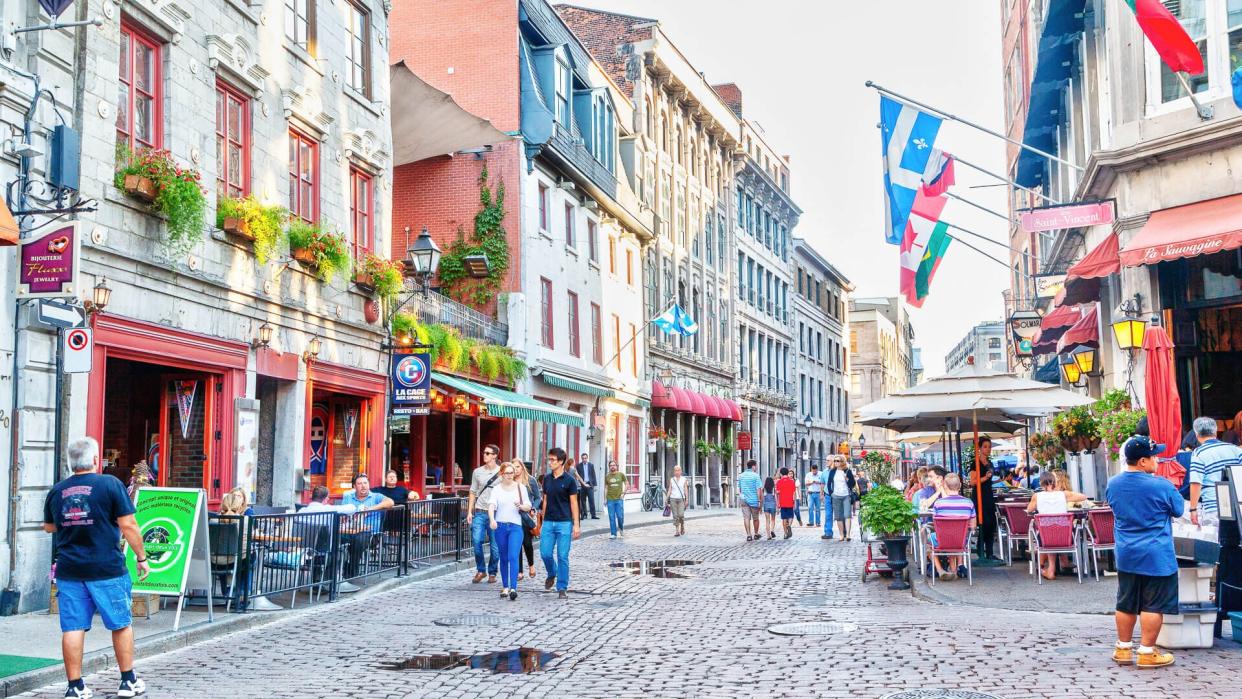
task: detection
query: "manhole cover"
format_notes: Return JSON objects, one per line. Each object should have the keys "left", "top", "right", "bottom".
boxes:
{"left": 766, "top": 621, "right": 859, "bottom": 636}
{"left": 432, "top": 614, "right": 518, "bottom": 627}
{"left": 880, "top": 691, "right": 1003, "bottom": 699}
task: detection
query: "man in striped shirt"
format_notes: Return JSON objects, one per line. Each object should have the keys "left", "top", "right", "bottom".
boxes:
{"left": 929, "top": 473, "right": 975, "bottom": 580}
{"left": 1189, "top": 416, "right": 1242, "bottom": 531}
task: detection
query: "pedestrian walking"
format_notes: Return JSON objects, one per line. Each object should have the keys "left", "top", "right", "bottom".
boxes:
{"left": 824, "top": 457, "right": 857, "bottom": 541}
{"left": 576, "top": 453, "right": 600, "bottom": 520}
{"left": 761, "top": 476, "right": 777, "bottom": 540}
{"left": 668, "top": 466, "right": 689, "bottom": 536}
{"left": 467, "top": 444, "right": 502, "bottom": 584}
{"left": 487, "top": 460, "right": 532, "bottom": 601}
{"left": 1188, "top": 416, "right": 1242, "bottom": 532}
{"left": 604, "top": 461, "right": 627, "bottom": 539}
{"left": 805, "top": 464, "right": 823, "bottom": 528}
{"left": 540, "top": 448, "right": 580, "bottom": 599}
{"left": 1106, "top": 436, "right": 1183, "bottom": 668}
{"left": 43, "top": 437, "right": 150, "bottom": 699}
{"left": 737, "top": 459, "right": 762, "bottom": 541}
{"left": 516, "top": 461, "right": 542, "bottom": 580}
{"left": 775, "top": 467, "right": 797, "bottom": 539}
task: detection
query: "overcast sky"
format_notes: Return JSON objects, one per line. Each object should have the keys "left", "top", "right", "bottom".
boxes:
{"left": 568, "top": 0, "right": 1012, "bottom": 376}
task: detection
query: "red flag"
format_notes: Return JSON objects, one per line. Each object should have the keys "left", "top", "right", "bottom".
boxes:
{"left": 1124, "top": 0, "right": 1205, "bottom": 75}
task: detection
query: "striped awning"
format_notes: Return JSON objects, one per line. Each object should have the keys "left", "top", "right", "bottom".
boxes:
{"left": 537, "top": 371, "right": 615, "bottom": 398}
{"left": 433, "top": 374, "right": 584, "bottom": 427}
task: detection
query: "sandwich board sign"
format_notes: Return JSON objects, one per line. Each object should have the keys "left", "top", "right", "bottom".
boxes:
{"left": 124, "top": 487, "right": 213, "bottom": 630}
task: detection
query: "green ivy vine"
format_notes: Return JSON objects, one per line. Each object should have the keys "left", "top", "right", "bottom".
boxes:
{"left": 437, "top": 166, "right": 510, "bottom": 305}
{"left": 388, "top": 312, "right": 526, "bottom": 384}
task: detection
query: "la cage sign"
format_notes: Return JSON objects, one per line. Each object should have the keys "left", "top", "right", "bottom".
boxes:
{"left": 390, "top": 352, "right": 431, "bottom": 416}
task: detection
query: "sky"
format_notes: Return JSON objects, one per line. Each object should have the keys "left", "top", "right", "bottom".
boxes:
{"left": 568, "top": 0, "right": 1012, "bottom": 376}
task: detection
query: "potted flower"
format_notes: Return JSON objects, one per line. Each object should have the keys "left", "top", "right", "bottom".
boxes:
{"left": 1052, "top": 405, "right": 1099, "bottom": 453}
{"left": 216, "top": 195, "right": 287, "bottom": 265}
{"left": 694, "top": 439, "right": 715, "bottom": 460}
{"left": 286, "top": 220, "right": 350, "bottom": 283}
{"left": 664, "top": 431, "right": 680, "bottom": 451}
{"left": 354, "top": 252, "right": 405, "bottom": 302}
{"left": 1029, "top": 431, "right": 1064, "bottom": 470}
{"left": 857, "top": 484, "right": 917, "bottom": 590}
{"left": 114, "top": 147, "right": 207, "bottom": 250}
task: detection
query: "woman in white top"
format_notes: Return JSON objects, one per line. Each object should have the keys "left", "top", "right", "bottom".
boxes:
{"left": 1026, "top": 470, "right": 1088, "bottom": 580}
{"left": 668, "top": 465, "right": 690, "bottom": 537}
{"left": 488, "top": 461, "right": 532, "bottom": 600}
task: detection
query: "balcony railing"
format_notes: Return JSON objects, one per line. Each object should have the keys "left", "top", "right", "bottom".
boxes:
{"left": 415, "top": 289, "right": 509, "bottom": 346}
{"left": 549, "top": 122, "right": 617, "bottom": 197}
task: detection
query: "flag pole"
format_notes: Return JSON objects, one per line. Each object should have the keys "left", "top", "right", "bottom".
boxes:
{"left": 1173, "top": 72, "right": 1214, "bottom": 120}
{"left": 866, "top": 81, "right": 1085, "bottom": 172}
{"left": 952, "top": 155, "right": 1062, "bottom": 205}
{"left": 945, "top": 192, "right": 1012, "bottom": 222}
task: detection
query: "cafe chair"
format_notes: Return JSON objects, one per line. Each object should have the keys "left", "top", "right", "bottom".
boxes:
{"left": 927, "top": 515, "right": 973, "bottom": 587}
{"left": 997, "top": 504, "right": 1034, "bottom": 570}
{"left": 1030, "top": 513, "right": 1082, "bottom": 585}
{"left": 207, "top": 517, "right": 242, "bottom": 611}
{"left": 1083, "top": 507, "right": 1116, "bottom": 582}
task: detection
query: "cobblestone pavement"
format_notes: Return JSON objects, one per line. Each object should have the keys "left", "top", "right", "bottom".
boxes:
{"left": 21, "top": 517, "right": 1242, "bottom": 698}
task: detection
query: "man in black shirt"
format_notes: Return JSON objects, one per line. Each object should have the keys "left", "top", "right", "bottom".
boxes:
{"left": 540, "top": 448, "right": 580, "bottom": 599}
{"left": 575, "top": 453, "right": 599, "bottom": 520}
{"left": 43, "top": 437, "right": 150, "bottom": 699}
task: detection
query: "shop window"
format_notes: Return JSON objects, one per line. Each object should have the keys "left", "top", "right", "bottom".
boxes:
{"left": 567, "top": 291, "right": 580, "bottom": 357}
{"left": 346, "top": 0, "right": 371, "bottom": 98}
{"left": 215, "top": 81, "right": 249, "bottom": 198}
{"left": 288, "top": 128, "right": 318, "bottom": 222}
{"left": 349, "top": 166, "right": 373, "bottom": 257}
{"left": 540, "top": 277, "right": 554, "bottom": 349}
{"left": 285, "top": 0, "right": 316, "bottom": 54}
{"left": 625, "top": 416, "right": 641, "bottom": 491}
{"left": 117, "top": 22, "right": 162, "bottom": 151}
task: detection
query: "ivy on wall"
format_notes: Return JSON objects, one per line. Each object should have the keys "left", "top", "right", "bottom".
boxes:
{"left": 390, "top": 312, "right": 526, "bottom": 385}
{"left": 437, "top": 166, "right": 510, "bottom": 306}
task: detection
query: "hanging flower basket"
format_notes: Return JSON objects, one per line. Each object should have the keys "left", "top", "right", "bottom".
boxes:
{"left": 122, "top": 174, "right": 158, "bottom": 203}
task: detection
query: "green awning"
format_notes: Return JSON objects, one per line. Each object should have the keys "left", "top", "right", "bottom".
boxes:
{"left": 433, "top": 374, "right": 585, "bottom": 427}
{"left": 538, "top": 371, "right": 615, "bottom": 397}
{"left": 634, "top": 397, "right": 651, "bottom": 409}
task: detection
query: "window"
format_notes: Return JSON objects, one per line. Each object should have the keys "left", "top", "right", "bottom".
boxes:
{"left": 567, "top": 291, "right": 580, "bottom": 357}
{"left": 625, "top": 416, "right": 641, "bottom": 490}
{"left": 565, "top": 203, "right": 575, "bottom": 247}
{"left": 629, "top": 323, "right": 638, "bottom": 375}
{"left": 554, "top": 60, "right": 570, "bottom": 124}
{"left": 612, "top": 314, "right": 622, "bottom": 371}
{"left": 625, "top": 249, "right": 634, "bottom": 285}
{"left": 538, "top": 183, "right": 549, "bottom": 231}
{"left": 590, "top": 303, "right": 603, "bottom": 364}
{"left": 284, "top": 0, "right": 316, "bottom": 53}
{"left": 288, "top": 129, "right": 318, "bottom": 222}
{"left": 346, "top": 1, "right": 371, "bottom": 98}
{"left": 349, "top": 167, "right": 373, "bottom": 257}
{"left": 1157, "top": 0, "right": 1209, "bottom": 103}
{"left": 608, "top": 237, "right": 617, "bottom": 275}
{"left": 117, "top": 22, "right": 161, "bottom": 150}
{"left": 587, "top": 220, "right": 598, "bottom": 262}
{"left": 215, "top": 81, "right": 249, "bottom": 198}
{"left": 540, "top": 278, "right": 554, "bottom": 348}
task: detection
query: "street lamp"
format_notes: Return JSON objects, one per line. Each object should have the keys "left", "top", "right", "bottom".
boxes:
{"left": 405, "top": 226, "right": 442, "bottom": 292}
{"left": 83, "top": 277, "right": 111, "bottom": 314}
{"left": 1111, "top": 294, "right": 1147, "bottom": 351}
{"left": 1071, "top": 345, "right": 1097, "bottom": 376}
{"left": 303, "top": 335, "right": 322, "bottom": 363}
{"left": 252, "top": 321, "right": 274, "bottom": 349}
{"left": 1059, "top": 353, "right": 1084, "bottom": 386}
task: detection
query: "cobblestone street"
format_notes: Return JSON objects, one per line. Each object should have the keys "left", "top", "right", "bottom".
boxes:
{"left": 23, "top": 516, "right": 1242, "bottom": 698}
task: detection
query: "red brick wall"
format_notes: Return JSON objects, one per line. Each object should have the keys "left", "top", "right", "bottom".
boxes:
{"left": 711, "top": 83, "right": 743, "bottom": 118}
{"left": 166, "top": 380, "right": 207, "bottom": 490}
{"left": 554, "top": 6, "right": 653, "bottom": 93}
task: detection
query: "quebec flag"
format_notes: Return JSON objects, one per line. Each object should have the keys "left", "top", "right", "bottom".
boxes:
{"left": 880, "top": 96, "right": 944, "bottom": 245}
{"left": 652, "top": 303, "right": 698, "bottom": 337}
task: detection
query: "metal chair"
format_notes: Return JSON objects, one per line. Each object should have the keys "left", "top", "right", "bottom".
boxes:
{"left": 1083, "top": 507, "right": 1116, "bottom": 582}
{"left": 927, "top": 515, "right": 973, "bottom": 586}
{"left": 1030, "top": 513, "right": 1082, "bottom": 584}
{"left": 207, "top": 519, "right": 241, "bottom": 611}
{"left": 997, "top": 503, "right": 1034, "bottom": 570}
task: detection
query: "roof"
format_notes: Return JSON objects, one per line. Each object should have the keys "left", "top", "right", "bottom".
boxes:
{"left": 792, "top": 237, "right": 853, "bottom": 290}
{"left": 555, "top": 5, "right": 656, "bottom": 93}
{"left": 712, "top": 82, "right": 743, "bottom": 117}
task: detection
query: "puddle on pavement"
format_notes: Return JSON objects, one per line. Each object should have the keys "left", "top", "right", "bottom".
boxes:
{"left": 609, "top": 559, "right": 702, "bottom": 578}
{"left": 377, "top": 647, "right": 559, "bottom": 673}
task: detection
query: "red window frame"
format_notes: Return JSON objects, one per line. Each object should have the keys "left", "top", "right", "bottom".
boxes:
{"left": 117, "top": 21, "right": 162, "bottom": 151}
{"left": 567, "top": 291, "right": 580, "bottom": 357}
{"left": 612, "top": 314, "right": 622, "bottom": 371}
{"left": 540, "top": 278, "right": 554, "bottom": 349}
{"left": 629, "top": 323, "right": 638, "bottom": 376}
{"left": 349, "top": 166, "right": 373, "bottom": 258}
{"left": 538, "top": 183, "right": 549, "bottom": 231}
{"left": 564, "top": 203, "right": 575, "bottom": 247}
{"left": 625, "top": 416, "right": 641, "bottom": 490}
{"left": 608, "top": 237, "right": 617, "bottom": 274}
{"left": 587, "top": 220, "right": 598, "bottom": 262}
{"left": 625, "top": 248, "right": 634, "bottom": 285}
{"left": 288, "top": 128, "right": 319, "bottom": 223}
{"left": 590, "top": 303, "right": 602, "bottom": 364}
{"left": 215, "top": 80, "right": 250, "bottom": 199}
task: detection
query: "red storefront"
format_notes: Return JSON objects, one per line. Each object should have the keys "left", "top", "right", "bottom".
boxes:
{"left": 302, "top": 358, "right": 387, "bottom": 497}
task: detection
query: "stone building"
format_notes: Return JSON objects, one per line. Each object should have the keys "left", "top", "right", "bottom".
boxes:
{"left": 792, "top": 238, "right": 852, "bottom": 473}
{"left": 945, "top": 320, "right": 1007, "bottom": 373}
{"left": 849, "top": 296, "right": 917, "bottom": 453}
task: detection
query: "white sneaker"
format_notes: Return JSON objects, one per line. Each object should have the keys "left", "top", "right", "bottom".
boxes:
{"left": 116, "top": 677, "right": 145, "bottom": 698}
{"left": 64, "top": 686, "right": 93, "bottom": 699}
{"left": 338, "top": 581, "right": 361, "bottom": 593}
{"left": 250, "top": 596, "right": 282, "bottom": 611}
{"left": 609, "top": 534, "right": 616, "bottom": 539}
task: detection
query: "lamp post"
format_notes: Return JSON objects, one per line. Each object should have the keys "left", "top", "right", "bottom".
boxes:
{"left": 1110, "top": 294, "right": 1149, "bottom": 402}
{"left": 1058, "top": 353, "right": 1085, "bottom": 386}
{"left": 405, "top": 226, "right": 442, "bottom": 293}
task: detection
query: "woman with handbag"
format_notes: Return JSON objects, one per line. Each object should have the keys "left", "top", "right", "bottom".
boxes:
{"left": 516, "top": 460, "right": 543, "bottom": 579}
{"left": 488, "top": 461, "right": 533, "bottom": 601}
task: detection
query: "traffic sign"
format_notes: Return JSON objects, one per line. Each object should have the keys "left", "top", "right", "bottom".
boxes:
{"left": 63, "top": 327, "right": 92, "bottom": 373}
{"left": 37, "top": 298, "right": 86, "bottom": 329}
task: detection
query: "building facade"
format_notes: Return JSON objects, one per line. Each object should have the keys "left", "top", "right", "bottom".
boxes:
{"left": 945, "top": 320, "right": 1007, "bottom": 373}
{"left": 792, "top": 238, "right": 852, "bottom": 475}
{"left": 849, "top": 296, "right": 917, "bottom": 452}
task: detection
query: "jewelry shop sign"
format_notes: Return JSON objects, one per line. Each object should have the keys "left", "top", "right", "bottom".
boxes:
{"left": 17, "top": 222, "right": 80, "bottom": 298}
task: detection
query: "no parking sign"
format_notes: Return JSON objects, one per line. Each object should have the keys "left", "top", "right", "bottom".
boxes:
{"left": 63, "top": 327, "right": 92, "bottom": 373}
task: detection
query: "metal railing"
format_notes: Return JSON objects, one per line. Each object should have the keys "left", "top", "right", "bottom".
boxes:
{"left": 415, "top": 290, "right": 508, "bottom": 345}
{"left": 406, "top": 497, "right": 468, "bottom": 566}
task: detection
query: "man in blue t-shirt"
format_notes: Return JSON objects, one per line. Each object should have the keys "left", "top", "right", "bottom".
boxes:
{"left": 1105, "top": 435, "right": 1183, "bottom": 669}
{"left": 736, "top": 460, "right": 762, "bottom": 542}
{"left": 43, "top": 437, "right": 150, "bottom": 699}
{"left": 339, "top": 473, "right": 394, "bottom": 580}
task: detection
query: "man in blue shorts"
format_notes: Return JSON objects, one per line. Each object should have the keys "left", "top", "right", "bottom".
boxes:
{"left": 43, "top": 437, "right": 151, "bottom": 698}
{"left": 737, "top": 460, "right": 762, "bottom": 542}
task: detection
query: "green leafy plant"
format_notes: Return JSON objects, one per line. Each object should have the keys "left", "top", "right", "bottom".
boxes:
{"left": 1100, "top": 408, "right": 1147, "bottom": 457}
{"left": 355, "top": 252, "right": 405, "bottom": 303}
{"left": 858, "top": 484, "right": 917, "bottom": 538}
{"left": 387, "top": 315, "right": 526, "bottom": 384}
{"left": 115, "top": 147, "right": 207, "bottom": 251}
{"left": 1029, "top": 431, "right": 1064, "bottom": 469}
{"left": 718, "top": 429, "right": 736, "bottom": 463}
{"left": 216, "top": 195, "right": 287, "bottom": 265}
{"left": 437, "top": 166, "right": 510, "bottom": 305}
{"left": 1094, "top": 388, "right": 1132, "bottom": 415}
{"left": 664, "top": 431, "right": 680, "bottom": 450}
{"left": 287, "top": 220, "right": 351, "bottom": 283}
{"left": 1052, "top": 405, "right": 1100, "bottom": 449}
{"left": 694, "top": 439, "right": 714, "bottom": 458}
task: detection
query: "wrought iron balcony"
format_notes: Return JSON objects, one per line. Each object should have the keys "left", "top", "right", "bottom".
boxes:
{"left": 415, "top": 289, "right": 509, "bottom": 346}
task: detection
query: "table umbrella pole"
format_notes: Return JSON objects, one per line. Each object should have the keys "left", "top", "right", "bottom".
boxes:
{"left": 973, "top": 410, "right": 982, "bottom": 531}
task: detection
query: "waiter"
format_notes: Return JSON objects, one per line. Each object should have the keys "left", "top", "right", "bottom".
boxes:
{"left": 974, "top": 436, "right": 1000, "bottom": 562}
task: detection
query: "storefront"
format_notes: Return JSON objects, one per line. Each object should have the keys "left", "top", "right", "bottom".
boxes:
{"left": 303, "top": 359, "right": 386, "bottom": 497}
{"left": 86, "top": 315, "right": 248, "bottom": 505}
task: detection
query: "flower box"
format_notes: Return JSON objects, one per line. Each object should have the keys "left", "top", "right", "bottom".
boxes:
{"left": 353, "top": 271, "right": 376, "bottom": 293}
{"left": 291, "top": 247, "right": 316, "bottom": 266}
{"left": 122, "top": 175, "right": 158, "bottom": 203}
{"left": 221, "top": 216, "right": 254, "bottom": 240}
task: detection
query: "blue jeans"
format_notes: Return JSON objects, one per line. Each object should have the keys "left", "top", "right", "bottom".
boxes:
{"left": 56, "top": 574, "right": 132, "bottom": 633}
{"left": 606, "top": 499, "right": 625, "bottom": 535}
{"left": 495, "top": 521, "right": 524, "bottom": 590}
{"left": 807, "top": 492, "right": 823, "bottom": 527}
{"left": 471, "top": 511, "right": 499, "bottom": 575}
{"left": 539, "top": 520, "right": 573, "bottom": 591}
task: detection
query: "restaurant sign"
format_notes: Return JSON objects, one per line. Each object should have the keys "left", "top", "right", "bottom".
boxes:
{"left": 736, "top": 431, "right": 753, "bottom": 451}
{"left": 390, "top": 351, "right": 431, "bottom": 416}
{"left": 1009, "top": 310, "right": 1043, "bottom": 357}
{"left": 1020, "top": 201, "right": 1114, "bottom": 234}
{"left": 16, "top": 222, "right": 79, "bottom": 298}
{"left": 126, "top": 487, "right": 209, "bottom": 597}
{"left": 1033, "top": 273, "right": 1066, "bottom": 301}
{"left": 1119, "top": 231, "right": 1242, "bottom": 267}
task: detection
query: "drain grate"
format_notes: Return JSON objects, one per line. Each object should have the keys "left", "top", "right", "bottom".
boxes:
{"left": 880, "top": 691, "right": 1003, "bottom": 699}
{"left": 432, "top": 614, "right": 519, "bottom": 627}
{"left": 766, "top": 621, "right": 859, "bottom": 636}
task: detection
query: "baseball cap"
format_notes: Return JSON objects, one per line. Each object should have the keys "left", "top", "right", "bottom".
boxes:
{"left": 1122, "top": 435, "right": 1165, "bottom": 461}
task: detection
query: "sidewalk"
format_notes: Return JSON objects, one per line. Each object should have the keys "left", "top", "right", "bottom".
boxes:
{"left": 0, "top": 505, "right": 728, "bottom": 697}
{"left": 911, "top": 555, "right": 1120, "bottom": 615}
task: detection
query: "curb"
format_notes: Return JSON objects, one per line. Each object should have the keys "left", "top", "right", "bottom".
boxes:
{"left": 2, "top": 508, "right": 731, "bottom": 696}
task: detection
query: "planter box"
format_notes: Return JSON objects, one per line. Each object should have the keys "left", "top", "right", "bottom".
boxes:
{"left": 291, "top": 247, "right": 316, "bottom": 266}
{"left": 353, "top": 272, "right": 376, "bottom": 294}
{"left": 221, "top": 217, "right": 254, "bottom": 240}
{"left": 122, "top": 175, "right": 158, "bottom": 203}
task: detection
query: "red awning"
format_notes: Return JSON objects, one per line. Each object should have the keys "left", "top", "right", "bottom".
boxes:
{"left": 1040, "top": 304, "right": 1082, "bottom": 331}
{"left": 711, "top": 397, "right": 730, "bottom": 419}
{"left": 667, "top": 386, "right": 694, "bottom": 413}
{"left": 651, "top": 380, "right": 676, "bottom": 409}
{"left": 701, "top": 395, "right": 721, "bottom": 418}
{"left": 1056, "top": 304, "right": 1100, "bottom": 354}
{"left": 1121, "top": 194, "right": 1242, "bottom": 267}
{"left": 1067, "top": 232, "right": 1120, "bottom": 280}
{"left": 1053, "top": 277, "right": 1101, "bottom": 308}
{"left": 724, "top": 399, "right": 743, "bottom": 422}
{"left": 687, "top": 390, "right": 707, "bottom": 416}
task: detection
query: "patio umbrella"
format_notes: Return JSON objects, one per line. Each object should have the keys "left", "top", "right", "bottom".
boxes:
{"left": 1143, "top": 324, "right": 1182, "bottom": 459}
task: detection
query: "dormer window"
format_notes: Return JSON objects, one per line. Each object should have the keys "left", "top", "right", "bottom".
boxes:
{"left": 554, "top": 59, "right": 570, "bottom": 124}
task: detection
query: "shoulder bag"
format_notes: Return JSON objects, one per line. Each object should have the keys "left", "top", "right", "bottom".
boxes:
{"left": 519, "top": 485, "right": 540, "bottom": 534}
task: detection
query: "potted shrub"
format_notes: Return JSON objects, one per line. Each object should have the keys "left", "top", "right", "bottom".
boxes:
{"left": 858, "top": 484, "right": 917, "bottom": 590}
{"left": 216, "top": 196, "right": 287, "bottom": 265}
{"left": 114, "top": 147, "right": 207, "bottom": 250}
{"left": 354, "top": 252, "right": 405, "bottom": 302}
{"left": 287, "top": 220, "right": 350, "bottom": 283}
